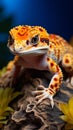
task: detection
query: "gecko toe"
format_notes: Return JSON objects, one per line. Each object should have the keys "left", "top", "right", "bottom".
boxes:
{"left": 32, "top": 90, "right": 43, "bottom": 96}
{"left": 32, "top": 88, "right": 54, "bottom": 108}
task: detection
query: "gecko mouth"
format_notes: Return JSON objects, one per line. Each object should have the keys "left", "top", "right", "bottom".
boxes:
{"left": 9, "top": 46, "right": 48, "bottom": 56}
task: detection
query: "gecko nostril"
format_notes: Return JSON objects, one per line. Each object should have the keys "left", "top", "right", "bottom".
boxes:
{"left": 20, "top": 47, "right": 23, "bottom": 50}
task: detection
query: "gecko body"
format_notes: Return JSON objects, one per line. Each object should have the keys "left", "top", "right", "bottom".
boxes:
{"left": 7, "top": 25, "right": 73, "bottom": 107}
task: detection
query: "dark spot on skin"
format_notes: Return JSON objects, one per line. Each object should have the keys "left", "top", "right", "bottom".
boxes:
{"left": 26, "top": 40, "right": 30, "bottom": 45}
{"left": 50, "top": 84, "right": 54, "bottom": 89}
{"left": 65, "top": 59, "right": 69, "bottom": 63}
{"left": 15, "top": 27, "right": 18, "bottom": 30}
{"left": 59, "top": 80, "right": 61, "bottom": 84}
{"left": 47, "top": 57, "right": 50, "bottom": 61}
{"left": 18, "top": 32, "right": 25, "bottom": 36}
{"left": 59, "top": 77, "right": 63, "bottom": 84}
{"left": 56, "top": 41, "right": 59, "bottom": 45}
{"left": 56, "top": 88, "right": 59, "bottom": 92}
{"left": 52, "top": 41, "right": 59, "bottom": 46}
{"left": 39, "top": 28, "right": 43, "bottom": 32}
{"left": 40, "top": 38, "right": 49, "bottom": 45}
{"left": 51, "top": 41, "right": 56, "bottom": 45}
{"left": 49, "top": 88, "right": 54, "bottom": 94}
{"left": 49, "top": 92, "right": 52, "bottom": 95}
{"left": 56, "top": 65, "right": 59, "bottom": 72}
{"left": 60, "top": 77, "right": 63, "bottom": 81}
{"left": 57, "top": 50, "right": 60, "bottom": 59}
{"left": 50, "top": 45, "right": 52, "bottom": 48}
{"left": 46, "top": 89, "right": 48, "bottom": 92}
{"left": 54, "top": 78, "right": 58, "bottom": 81}
{"left": 68, "top": 66, "right": 72, "bottom": 70}
{"left": 50, "top": 62, "right": 54, "bottom": 67}
{"left": 55, "top": 83, "right": 58, "bottom": 87}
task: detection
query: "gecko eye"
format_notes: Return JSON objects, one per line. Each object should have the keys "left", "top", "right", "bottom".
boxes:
{"left": 8, "top": 34, "right": 14, "bottom": 46}
{"left": 31, "top": 35, "right": 39, "bottom": 45}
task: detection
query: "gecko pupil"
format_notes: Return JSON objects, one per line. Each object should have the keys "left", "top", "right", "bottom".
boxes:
{"left": 31, "top": 35, "right": 39, "bottom": 45}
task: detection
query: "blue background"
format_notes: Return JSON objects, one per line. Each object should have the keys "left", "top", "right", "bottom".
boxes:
{"left": 0, "top": 0, "right": 73, "bottom": 67}
{"left": 0, "top": 0, "right": 73, "bottom": 41}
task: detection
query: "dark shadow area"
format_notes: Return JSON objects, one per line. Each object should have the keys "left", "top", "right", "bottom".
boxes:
{"left": 0, "top": 6, "right": 13, "bottom": 68}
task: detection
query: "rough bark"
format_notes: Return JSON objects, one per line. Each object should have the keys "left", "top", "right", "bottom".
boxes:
{"left": 0, "top": 69, "right": 73, "bottom": 130}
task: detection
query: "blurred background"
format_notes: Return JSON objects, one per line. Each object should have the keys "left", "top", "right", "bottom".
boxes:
{"left": 0, "top": 0, "right": 73, "bottom": 68}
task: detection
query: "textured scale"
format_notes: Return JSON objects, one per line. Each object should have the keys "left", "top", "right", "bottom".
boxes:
{"left": 7, "top": 25, "right": 73, "bottom": 108}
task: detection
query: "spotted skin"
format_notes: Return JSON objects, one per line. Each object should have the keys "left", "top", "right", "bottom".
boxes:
{"left": 7, "top": 25, "right": 73, "bottom": 108}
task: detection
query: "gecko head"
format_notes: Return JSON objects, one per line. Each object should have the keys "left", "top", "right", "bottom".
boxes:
{"left": 7, "top": 25, "right": 49, "bottom": 56}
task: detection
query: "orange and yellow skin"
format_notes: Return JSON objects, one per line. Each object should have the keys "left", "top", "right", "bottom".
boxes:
{"left": 7, "top": 25, "right": 73, "bottom": 107}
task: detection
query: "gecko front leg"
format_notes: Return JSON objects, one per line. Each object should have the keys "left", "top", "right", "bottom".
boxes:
{"left": 33, "top": 57, "right": 63, "bottom": 108}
